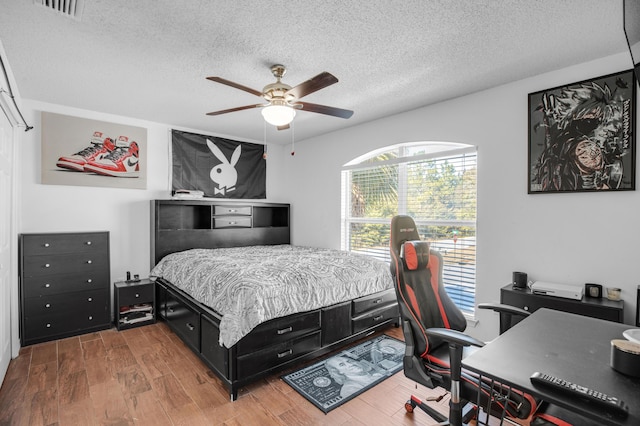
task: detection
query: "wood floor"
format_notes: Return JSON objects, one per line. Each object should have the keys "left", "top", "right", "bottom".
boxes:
{"left": 0, "top": 322, "right": 452, "bottom": 426}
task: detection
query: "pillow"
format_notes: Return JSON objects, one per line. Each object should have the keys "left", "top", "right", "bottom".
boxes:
{"left": 401, "top": 240, "right": 430, "bottom": 270}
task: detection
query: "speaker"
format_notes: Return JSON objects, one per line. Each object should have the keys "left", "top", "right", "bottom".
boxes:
{"left": 512, "top": 271, "right": 527, "bottom": 289}
{"left": 585, "top": 283, "right": 603, "bottom": 298}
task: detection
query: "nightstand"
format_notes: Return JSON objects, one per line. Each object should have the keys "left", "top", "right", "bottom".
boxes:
{"left": 114, "top": 278, "right": 155, "bottom": 330}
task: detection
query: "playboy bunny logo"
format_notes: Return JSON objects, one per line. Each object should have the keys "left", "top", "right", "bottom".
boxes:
{"left": 207, "top": 139, "right": 241, "bottom": 195}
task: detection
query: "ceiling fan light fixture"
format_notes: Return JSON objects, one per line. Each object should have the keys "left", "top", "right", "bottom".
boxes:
{"left": 261, "top": 103, "right": 296, "bottom": 126}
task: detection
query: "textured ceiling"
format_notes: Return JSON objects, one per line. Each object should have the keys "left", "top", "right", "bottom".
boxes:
{"left": 0, "top": 0, "right": 630, "bottom": 145}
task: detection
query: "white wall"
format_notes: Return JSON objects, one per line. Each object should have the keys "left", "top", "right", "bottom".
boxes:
{"left": 285, "top": 51, "right": 640, "bottom": 341}
{"left": 17, "top": 52, "right": 640, "bottom": 342}
{"left": 18, "top": 102, "right": 290, "bottom": 296}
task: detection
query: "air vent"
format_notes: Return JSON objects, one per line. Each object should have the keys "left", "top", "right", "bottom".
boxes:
{"left": 33, "top": 0, "right": 85, "bottom": 20}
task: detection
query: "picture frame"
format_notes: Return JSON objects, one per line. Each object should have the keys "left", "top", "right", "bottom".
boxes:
{"left": 41, "top": 112, "right": 147, "bottom": 190}
{"left": 528, "top": 69, "right": 636, "bottom": 194}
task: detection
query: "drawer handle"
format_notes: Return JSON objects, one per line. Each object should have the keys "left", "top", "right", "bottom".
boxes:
{"left": 45, "top": 303, "right": 51, "bottom": 308}
{"left": 277, "top": 349, "right": 293, "bottom": 359}
{"left": 44, "top": 243, "right": 50, "bottom": 248}
{"left": 277, "top": 326, "right": 293, "bottom": 335}
{"left": 373, "top": 315, "right": 384, "bottom": 321}
{"left": 135, "top": 294, "right": 140, "bottom": 298}
{"left": 229, "top": 221, "right": 237, "bottom": 225}
{"left": 186, "top": 323, "right": 195, "bottom": 331}
{"left": 45, "top": 283, "right": 51, "bottom": 288}
{"left": 86, "top": 260, "right": 92, "bottom": 264}
{"left": 86, "top": 241, "right": 92, "bottom": 245}
{"left": 44, "top": 263, "right": 50, "bottom": 268}
{"left": 87, "top": 279, "right": 92, "bottom": 283}
{"left": 88, "top": 297, "right": 93, "bottom": 302}
{"left": 88, "top": 316, "right": 93, "bottom": 320}
{"left": 229, "top": 209, "right": 237, "bottom": 213}
{"left": 46, "top": 323, "right": 51, "bottom": 328}
{"left": 373, "top": 298, "right": 382, "bottom": 304}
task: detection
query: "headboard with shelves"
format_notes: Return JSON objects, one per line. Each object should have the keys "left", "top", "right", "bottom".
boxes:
{"left": 151, "top": 199, "right": 290, "bottom": 267}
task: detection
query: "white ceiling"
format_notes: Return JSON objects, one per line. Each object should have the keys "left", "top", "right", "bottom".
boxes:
{"left": 0, "top": 1, "right": 630, "bottom": 145}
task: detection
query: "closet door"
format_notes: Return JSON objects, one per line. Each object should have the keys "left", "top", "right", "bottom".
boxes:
{"left": 0, "top": 106, "right": 13, "bottom": 382}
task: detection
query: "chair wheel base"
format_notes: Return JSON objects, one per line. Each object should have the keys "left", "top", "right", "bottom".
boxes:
{"left": 405, "top": 400, "right": 415, "bottom": 413}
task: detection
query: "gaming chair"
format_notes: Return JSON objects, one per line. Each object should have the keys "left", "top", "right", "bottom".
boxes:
{"left": 389, "top": 215, "right": 584, "bottom": 426}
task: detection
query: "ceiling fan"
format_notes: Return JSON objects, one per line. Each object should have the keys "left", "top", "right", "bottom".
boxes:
{"left": 206, "top": 64, "right": 353, "bottom": 130}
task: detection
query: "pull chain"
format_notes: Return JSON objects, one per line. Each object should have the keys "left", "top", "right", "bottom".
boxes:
{"left": 291, "top": 120, "right": 295, "bottom": 156}
{"left": 263, "top": 119, "right": 268, "bottom": 159}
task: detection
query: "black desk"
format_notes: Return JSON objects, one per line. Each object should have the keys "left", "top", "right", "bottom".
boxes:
{"left": 500, "top": 284, "right": 624, "bottom": 333}
{"left": 462, "top": 308, "right": 640, "bottom": 426}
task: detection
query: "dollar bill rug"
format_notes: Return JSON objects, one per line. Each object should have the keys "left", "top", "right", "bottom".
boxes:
{"left": 282, "top": 334, "right": 405, "bottom": 413}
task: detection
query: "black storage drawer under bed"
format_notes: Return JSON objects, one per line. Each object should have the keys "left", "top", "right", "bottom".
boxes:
{"left": 165, "top": 289, "right": 201, "bottom": 352}
{"left": 236, "top": 331, "right": 321, "bottom": 379}
{"left": 352, "top": 303, "right": 400, "bottom": 334}
{"left": 352, "top": 288, "right": 397, "bottom": 316}
{"left": 236, "top": 310, "right": 321, "bottom": 355}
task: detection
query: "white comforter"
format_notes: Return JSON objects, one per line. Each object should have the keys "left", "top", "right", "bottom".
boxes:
{"left": 150, "top": 245, "right": 394, "bottom": 348}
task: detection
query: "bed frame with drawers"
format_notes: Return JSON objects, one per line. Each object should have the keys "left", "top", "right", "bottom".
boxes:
{"left": 151, "top": 199, "right": 399, "bottom": 400}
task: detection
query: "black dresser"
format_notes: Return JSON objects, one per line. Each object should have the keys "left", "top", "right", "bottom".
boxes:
{"left": 19, "top": 232, "right": 111, "bottom": 345}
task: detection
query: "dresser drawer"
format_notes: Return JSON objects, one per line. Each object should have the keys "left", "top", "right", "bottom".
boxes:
{"left": 352, "top": 288, "right": 397, "bottom": 316}
{"left": 212, "top": 216, "right": 252, "bottom": 228}
{"left": 213, "top": 205, "right": 252, "bottom": 216}
{"left": 118, "top": 283, "right": 154, "bottom": 306}
{"left": 21, "top": 232, "right": 108, "bottom": 256}
{"left": 352, "top": 303, "right": 399, "bottom": 334}
{"left": 237, "top": 310, "right": 321, "bottom": 355}
{"left": 23, "top": 288, "right": 110, "bottom": 318}
{"left": 22, "top": 252, "right": 109, "bottom": 278}
{"left": 22, "top": 272, "right": 109, "bottom": 297}
{"left": 236, "top": 331, "right": 321, "bottom": 380}
{"left": 23, "top": 307, "right": 111, "bottom": 343}
{"left": 165, "top": 290, "right": 200, "bottom": 352}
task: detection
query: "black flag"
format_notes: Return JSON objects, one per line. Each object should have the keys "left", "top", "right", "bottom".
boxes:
{"left": 171, "top": 130, "right": 266, "bottom": 199}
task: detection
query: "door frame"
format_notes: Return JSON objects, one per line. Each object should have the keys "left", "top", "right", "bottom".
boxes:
{"left": 0, "top": 41, "right": 26, "bottom": 383}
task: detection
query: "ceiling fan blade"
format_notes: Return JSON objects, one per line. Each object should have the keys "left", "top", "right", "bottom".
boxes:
{"left": 286, "top": 72, "right": 338, "bottom": 99}
{"left": 206, "top": 104, "right": 264, "bottom": 116}
{"left": 206, "top": 76, "right": 263, "bottom": 97}
{"left": 297, "top": 102, "right": 354, "bottom": 119}
{"left": 276, "top": 124, "right": 290, "bottom": 131}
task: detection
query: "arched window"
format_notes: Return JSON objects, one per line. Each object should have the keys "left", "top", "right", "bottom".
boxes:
{"left": 341, "top": 142, "right": 477, "bottom": 314}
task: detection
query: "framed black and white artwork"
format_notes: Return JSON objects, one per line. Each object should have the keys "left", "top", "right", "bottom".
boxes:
{"left": 528, "top": 69, "right": 636, "bottom": 193}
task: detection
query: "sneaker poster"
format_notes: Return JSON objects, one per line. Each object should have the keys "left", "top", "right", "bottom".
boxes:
{"left": 41, "top": 112, "right": 147, "bottom": 189}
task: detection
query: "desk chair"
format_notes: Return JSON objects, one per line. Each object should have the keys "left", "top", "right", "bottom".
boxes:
{"left": 389, "top": 215, "right": 572, "bottom": 426}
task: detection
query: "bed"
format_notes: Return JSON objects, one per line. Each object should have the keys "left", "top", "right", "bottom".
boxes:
{"left": 150, "top": 199, "right": 399, "bottom": 400}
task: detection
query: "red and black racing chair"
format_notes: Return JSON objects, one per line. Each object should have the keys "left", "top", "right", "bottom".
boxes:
{"left": 389, "top": 215, "right": 582, "bottom": 426}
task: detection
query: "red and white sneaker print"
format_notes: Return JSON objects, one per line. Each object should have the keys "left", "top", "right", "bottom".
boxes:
{"left": 56, "top": 131, "right": 115, "bottom": 172}
{"left": 84, "top": 136, "right": 140, "bottom": 177}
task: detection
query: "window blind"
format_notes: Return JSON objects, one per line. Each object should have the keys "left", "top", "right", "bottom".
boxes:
{"left": 342, "top": 145, "right": 477, "bottom": 313}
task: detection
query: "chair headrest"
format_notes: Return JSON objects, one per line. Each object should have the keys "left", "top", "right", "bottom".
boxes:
{"left": 390, "top": 215, "right": 420, "bottom": 256}
{"left": 401, "top": 240, "right": 430, "bottom": 270}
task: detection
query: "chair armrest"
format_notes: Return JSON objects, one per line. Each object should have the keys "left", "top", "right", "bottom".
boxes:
{"left": 425, "top": 328, "right": 484, "bottom": 348}
{"left": 477, "top": 302, "right": 530, "bottom": 319}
